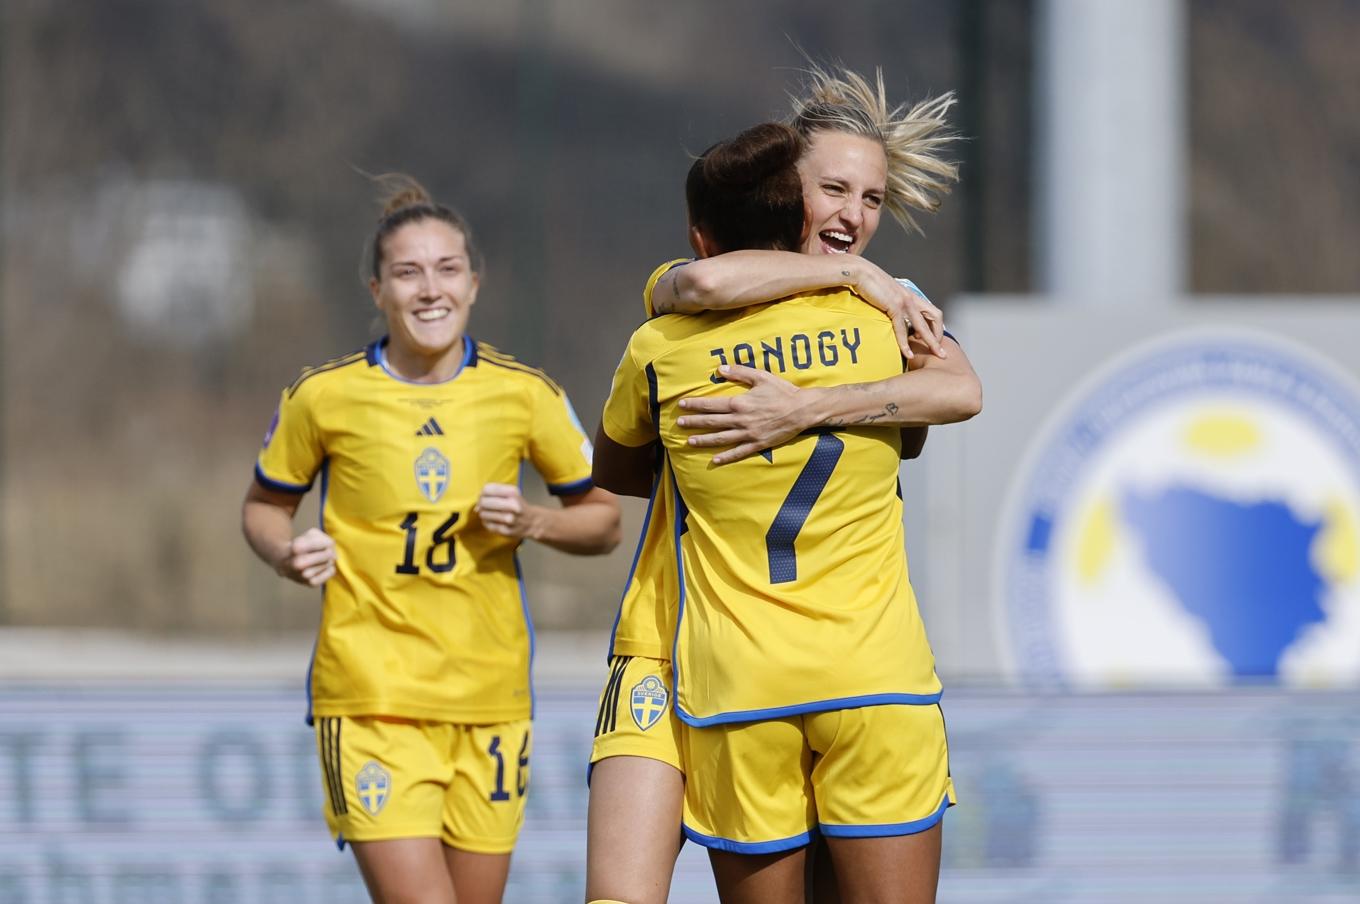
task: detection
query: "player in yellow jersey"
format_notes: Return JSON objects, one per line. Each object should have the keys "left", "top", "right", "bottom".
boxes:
{"left": 597, "top": 123, "right": 979, "bottom": 904}
{"left": 241, "top": 176, "right": 620, "bottom": 904}
{"left": 586, "top": 65, "right": 979, "bottom": 904}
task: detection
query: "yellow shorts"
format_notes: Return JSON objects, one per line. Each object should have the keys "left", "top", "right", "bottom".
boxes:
{"left": 314, "top": 715, "right": 531, "bottom": 854}
{"left": 588, "top": 656, "right": 682, "bottom": 776}
{"left": 681, "top": 704, "right": 954, "bottom": 853}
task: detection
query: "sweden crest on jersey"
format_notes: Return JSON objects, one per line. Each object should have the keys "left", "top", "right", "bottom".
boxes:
{"left": 414, "top": 447, "right": 450, "bottom": 503}
{"left": 630, "top": 675, "right": 669, "bottom": 731}
{"left": 356, "top": 761, "right": 391, "bottom": 815}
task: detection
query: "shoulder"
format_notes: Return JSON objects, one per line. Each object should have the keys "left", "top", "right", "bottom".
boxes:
{"left": 283, "top": 343, "right": 375, "bottom": 401}
{"left": 621, "top": 313, "right": 696, "bottom": 365}
{"left": 473, "top": 341, "right": 565, "bottom": 397}
{"left": 646, "top": 258, "right": 691, "bottom": 292}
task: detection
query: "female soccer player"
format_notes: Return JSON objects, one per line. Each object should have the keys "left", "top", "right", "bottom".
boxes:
{"left": 242, "top": 177, "right": 620, "bottom": 904}
{"left": 600, "top": 119, "right": 971, "bottom": 904}
{"left": 587, "top": 66, "right": 980, "bottom": 904}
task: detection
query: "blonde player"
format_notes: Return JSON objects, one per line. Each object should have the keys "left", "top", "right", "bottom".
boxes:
{"left": 587, "top": 65, "right": 978, "bottom": 904}
{"left": 242, "top": 177, "right": 620, "bottom": 904}
{"left": 597, "top": 122, "right": 979, "bottom": 904}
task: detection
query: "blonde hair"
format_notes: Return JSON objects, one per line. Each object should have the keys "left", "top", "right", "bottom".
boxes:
{"left": 789, "top": 63, "right": 958, "bottom": 235}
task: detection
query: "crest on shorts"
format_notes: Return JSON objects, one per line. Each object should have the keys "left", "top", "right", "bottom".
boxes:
{"left": 630, "top": 675, "right": 669, "bottom": 731}
{"left": 414, "top": 447, "right": 450, "bottom": 503}
{"left": 355, "top": 760, "right": 391, "bottom": 816}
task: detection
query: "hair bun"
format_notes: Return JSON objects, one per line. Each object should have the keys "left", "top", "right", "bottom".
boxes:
{"left": 372, "top": 173, "right": 434, "bottom": 218}
{"left": 702, "top": 122, "right": 802, "bottom": 189}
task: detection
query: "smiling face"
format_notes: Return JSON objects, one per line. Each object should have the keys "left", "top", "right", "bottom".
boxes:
{"left": 369, "top": 218, "right": 479, "bottom": 372}
{"left": 798, "top": 130, "right": 888, "bottom": 256}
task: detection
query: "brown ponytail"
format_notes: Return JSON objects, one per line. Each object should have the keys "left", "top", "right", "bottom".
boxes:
{"left": 685, "top": 122, "right": 806, "bottom": 254}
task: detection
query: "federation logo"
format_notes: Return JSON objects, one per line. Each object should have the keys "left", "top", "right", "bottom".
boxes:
{"left": 415, "top": 447, "right": 450, "bottom": 503}
{"left": 998, "top": 329, "right": 1360, "bottom": 689}
{"left": 355, "top": 761, "right": 391, "bottom": 816}
{"left": 630, "top": 675, "right": 669, "bottom": 731}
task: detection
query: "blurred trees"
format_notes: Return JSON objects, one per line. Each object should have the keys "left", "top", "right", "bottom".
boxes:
{"left": 0, "top": 0, "right": 1355, "bottom": 634}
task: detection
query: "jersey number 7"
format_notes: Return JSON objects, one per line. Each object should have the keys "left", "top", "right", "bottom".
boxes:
{"left": 765, "top": 432, "right": 845, "bottom": 584}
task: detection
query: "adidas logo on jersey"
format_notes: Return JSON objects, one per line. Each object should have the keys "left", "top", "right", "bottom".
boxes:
{"left": 416, "top": 418, "right": 445, "bottom": 437}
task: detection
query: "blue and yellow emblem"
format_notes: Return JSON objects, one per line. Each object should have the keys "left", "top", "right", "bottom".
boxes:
{"left": 414, "top": 447, "right": 450, "bottom": 503}
{"left": 356, "top": 760, "right": 391, "bottom": 816}
{"left": 630, "top": 675, "right": 669, "bottom": 731}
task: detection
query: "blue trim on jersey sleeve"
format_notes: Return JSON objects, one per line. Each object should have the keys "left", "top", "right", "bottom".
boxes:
{"left": 515, "top": 553, "right": 537, "bottom": 720}
{"left": 681, "top": 822, "right": 813, "bottom": 855}
{"left": 943, "top": 328, "right": 959, "bottom": 346}
{"left": 254, "top": 463, "right": 313, "bottom": 494}
{"left": 605, "top": 468, "right": 665, "bottom": 659}
{"left": 819, "top": 793, "right": 952, "bottom": 838}
{"left": 548, "top": 476, "right": 594, "bottom": 497}
{"left": 674, "top": 691, "right": 945, "bottom": 728}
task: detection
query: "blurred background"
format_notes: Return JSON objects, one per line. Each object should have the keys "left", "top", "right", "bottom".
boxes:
{"left": 2, "top": 0, "right": 1358, "bottom": 901}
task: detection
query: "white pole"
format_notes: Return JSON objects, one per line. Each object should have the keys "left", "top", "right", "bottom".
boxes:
{"left": 1036, "top": 0, "right": 1186, "bottom": 304}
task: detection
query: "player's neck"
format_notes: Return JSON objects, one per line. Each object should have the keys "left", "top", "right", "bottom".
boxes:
{"left": 384, "top": 335, "right": 467, "bottom": 384}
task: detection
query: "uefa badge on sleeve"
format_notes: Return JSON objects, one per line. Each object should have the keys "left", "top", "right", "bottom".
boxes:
{"left": 630, "top": 676, "right": 669, "bottom": 731}
{"left": 356, "top": 761, "right": 391, "bottom": 816}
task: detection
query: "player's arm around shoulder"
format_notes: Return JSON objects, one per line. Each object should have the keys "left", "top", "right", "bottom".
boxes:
{"left": 676, "top": 333, "right": 981, "bottom": 466}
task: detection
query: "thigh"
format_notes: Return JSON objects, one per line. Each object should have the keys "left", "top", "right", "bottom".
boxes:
{"left": 351, "top": 837, "right": 456, "bottom": 904}
{"left": 708, "top": 845, "right": 807, "bottom": 904}
{"left": 824, "top": 827, "right": 942, "bottom": 904}
{"left": 314, "top": 715, "right": 449, "bottom": 845}
{"left": 442, "top": 720, "right": 532, "bottom": 855}
{"left": 444, "top": 846, "right": 513, "bottom": 904}
{"left": 586, "top": 756, "right": 684, "bottom": 904}
{"left": 682, "top": 717, "right": 815, "bottom": 854}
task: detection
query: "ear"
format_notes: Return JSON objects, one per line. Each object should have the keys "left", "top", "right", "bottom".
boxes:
{"left": 799, "top": 203, "right": 812, "bottom": 247}
{"left": 689, "top": 225, "right": 714, "bottom": 259}
{"left": 466, "top": 272, "right": 480, "bottom": 307}
{"left": 368, "top": 278, "right": 382, "bottom": 309}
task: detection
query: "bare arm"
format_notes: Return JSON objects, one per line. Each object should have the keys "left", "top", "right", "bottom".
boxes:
{"left": 475, "top": 483, "right": 621, "bottom": 555}
{"left": 241, "top": 482, "right": 337, "bottom": 586}
{"left": 591, "top": 425, "right": 659, "bottom": 499}
{"left": 652, "top": 251, "right": 946, "bottom": 358}
{"left": 677, "top": 336, "right": 982, "bottom": 465}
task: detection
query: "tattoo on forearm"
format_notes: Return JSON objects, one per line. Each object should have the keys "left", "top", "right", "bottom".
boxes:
{"left": 653, "top": 277, "right": 679, "bottom": 314}
{"left": 827, "top": 403, "right": 899, "bottom": 428}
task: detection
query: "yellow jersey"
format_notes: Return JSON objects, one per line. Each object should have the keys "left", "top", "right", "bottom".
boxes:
{"left": 256, "top": 336, "right": 594, "bottom": 723}
{"left": 604, "top": 260, "right": 690, "bottom": 660}
{"left": 602, "top": 289, "right": 941, "bottom": 726}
